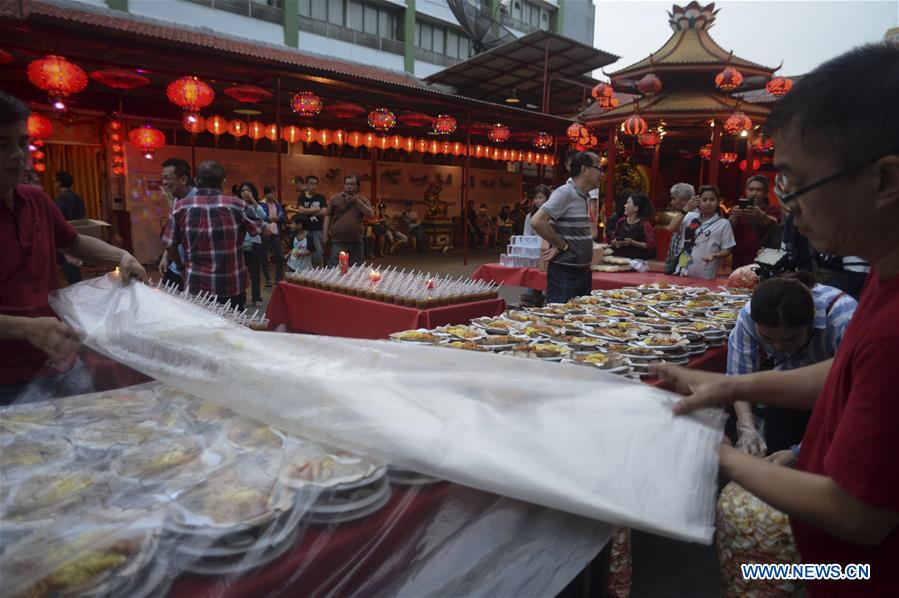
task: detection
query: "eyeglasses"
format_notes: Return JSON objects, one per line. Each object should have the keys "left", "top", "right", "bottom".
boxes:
{"left": 774, "top": 148, "right": 898, "bottom": 209}
{"left": 585, "top": 164, "right": 604, "bottom": 173}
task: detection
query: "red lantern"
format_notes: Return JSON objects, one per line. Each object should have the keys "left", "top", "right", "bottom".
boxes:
{"left": 398, "top": 112, "right": 431, "bottom": 128}
{"left": 390, "top": 134, "right": 403, "bottom": 149}
{"left": 738, "top": 158, "right": 762, "bottom": 172}
{"left": 637, "top": 73, "right": 662, "bottom": 95}
{"left": 317, "top": 129, "right": 332, "bottom": 146}
{"left": 248, "top": 121, "right": 266, "bottom": 141}
{"left": 333, "top": 129, "right": 347, "bottom": 145}
{"left": 715, "top": 67, "right": 744, "bottom": 90}
{"left": 575, "top": 133, "right": 598, "bottom": 151}
{"left": 347, "top": 131, "right": 363, "bottom": 148}
{"left": 487, "top": 123, "right": 510, "bottom": 143}
{"left": 33, "top": 162, "right": 46, "bottom": 173}
{"left": 228, "top": 120, "right": 247, "bottom": 138}
{"left": 622, "top": 115, "right": 648, "bottom": 136}
{"left": 205, "top": 115, "right": 228, "bottom": 137}
{"left": 765, "top": 76, "right": 793, "bottom": 96}
{"left": 0, "top": 50, "right": 12, "bottom": 64}
{"left": 224, "top": 84, "right": 272, "bottom": 104}
{"left": 128, "top": 124, "right": 165, "bottom": 159}
{"left": 368, "top": 108, "right": 396, "bottom": 132}
{"left": 112, "top": 165, "right": 124, "bottom": 176}
{"left": 32, "top": 150, "right": 46, "bottom": 161}
{"left": 532, "top": 131, "right": 553, "bottom": 149}
{"left": 452, "top": 142, "right": 464, "bottom": 156}
{"left": 167, "top": 76, "right": 215, "bottom": 123}
{"left": 325, "top": 102, "right": 366, "bottom": 120}
{"left": 27, "top": 113, "right": 53, "bottom": 139}
{"left": 719, "top": 151, "right": 738, "bottom": 165}
{"left": 591, "top": 82, "right": 616, "bottom": 110}
{"left": 724, "top": 111, "right": 752, "bottom": 135}
{"left": 364, "top": 132, "right": 377, "bottom": 149}
{"left": 281, "top": 125, "right": 301, "bottom": 144}
{"left": 752, "top": 136, "right": 775, "bottom": 152}
{"left": 291, "top": 91, "right": 323, "bottom": 118}
{"left": 111, "top": 144, "right": 122, "bottom": 153}
{"left": 180, "top": 113, "right": 203, "bottom": 133}
{"left": 89, "top": 68, "right": 150, "bottom": 91}
{"left": 27, "top": 55, "right": 88, "bottom": 111}
{"left": 301, "top": 127, "right": 317, "bottom": 143}
{"left": 699, "top": 144, "right": 712, "bottom": 160}
{"left": 416, "top": 139, "right": 428, "bottom": 153}
{"left": 264, "top": 124, "right": 279, "bottom": 142}
{"left": 638, "top": 130, "right": 661, "bottom": 148}
{"left": 432, "top": 114, "right": 458, "bottom": 135}
{"left": 567, "top": 123, "right": 587, "bottom": 143}
{"left": 404, "top": 137, "right": 415, "bottom": 153}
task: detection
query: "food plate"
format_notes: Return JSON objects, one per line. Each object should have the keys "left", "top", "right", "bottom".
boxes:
{"left": 279, "top": 448, "right": 382, "bottom": 491}
{"left": 636, "top": 333, "right": 689, "bottom": 350}
{"left": 227, "top": 418, "right": 285, "bottom": 452}
{"left": 437, "top": 325, "right": 486, "bottom": 340}
{"left": 567, "top": 352, "right": 631, "bottom": 374}
{"left": 1, "top": 471, "right": 115, "bottom": 524}
{"left": 580, "top": 327, "right": 638, "bottom": 343}
{"left": 111, "top": 436, "right": 207, "bottom": 482}
{"left": 470, "top": 317, "right": 519, "bottom": 334}
{"left": 505, "top": 342, "right": 570, "bottom": 360}
{"left": 474, "top": 335, "right": 519, "bottom": 351}
{"left": 0, "top": 435, "right": 74, "bottom": 478}
{"left": 388, "top": 329, "right": 442, "bottom": 344}
{"left": 441, "top": 340, "right": 490, "bottom": 352}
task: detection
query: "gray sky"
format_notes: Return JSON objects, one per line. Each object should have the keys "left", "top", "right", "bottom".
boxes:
{"left": 594, "top": 0, "right": 898, "bottom": 76}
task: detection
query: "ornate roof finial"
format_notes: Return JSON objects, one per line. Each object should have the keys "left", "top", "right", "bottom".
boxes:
{"left": 667, "top": 2, "right": 720, "bottom": 31}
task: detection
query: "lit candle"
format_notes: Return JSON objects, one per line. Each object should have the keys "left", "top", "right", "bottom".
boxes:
{"left": 339, "top": 251, "right": 349, "bottom": 274}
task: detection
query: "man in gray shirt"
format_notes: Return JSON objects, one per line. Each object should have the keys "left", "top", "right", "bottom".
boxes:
{"left": 530, "top": 152, "right": 603, "bottom": 303}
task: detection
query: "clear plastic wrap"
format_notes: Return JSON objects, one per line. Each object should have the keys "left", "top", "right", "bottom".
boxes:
{"left": 1, "top": 379, "right": 614, "bottom": 597}
{"left": 49, "top": 274, "right": 725, "bottom": 543}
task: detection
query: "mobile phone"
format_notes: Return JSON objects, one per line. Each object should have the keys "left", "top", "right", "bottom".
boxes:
{"left": 737, "top": 199, "right": 751, "bottom": 209}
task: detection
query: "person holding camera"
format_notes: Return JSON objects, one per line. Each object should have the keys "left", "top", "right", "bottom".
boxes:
{"left": 668, "top": 185, "right": 735, "bottom": 279}
{"left": 730, "top": 175, "right": 782, "bottom": 269}
{"left": 727, "top": 272, "right": 856, "bottom": 456}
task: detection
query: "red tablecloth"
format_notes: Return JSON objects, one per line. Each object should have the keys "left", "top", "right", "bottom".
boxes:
{"left": 471, "top": 263, "right": 728, "bottom": 292}
{"left": 266, "top": 282, "right": 506, "bottom": 339}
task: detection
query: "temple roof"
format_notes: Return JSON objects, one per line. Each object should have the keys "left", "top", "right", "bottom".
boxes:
{"left": 581, "top": 88, "right": 770, "bottom": 125}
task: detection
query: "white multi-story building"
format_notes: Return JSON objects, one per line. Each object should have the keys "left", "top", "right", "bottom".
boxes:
{"left": 78, "top": 0, "right": 595, "bottom": 78}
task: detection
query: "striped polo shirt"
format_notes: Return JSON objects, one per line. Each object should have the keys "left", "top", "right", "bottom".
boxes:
{"left": 540, "top": 178, "right": 594, "bottom": 267}
{"left": 726, "top": 284, "right": 858, "bottom": 375}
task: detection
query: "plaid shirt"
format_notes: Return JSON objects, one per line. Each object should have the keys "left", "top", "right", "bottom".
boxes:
{"left": 726, "top": 284, "right": 857, "bottom": 375}
{"left": 162, "top": 188, "right": 262, "bottom": 297}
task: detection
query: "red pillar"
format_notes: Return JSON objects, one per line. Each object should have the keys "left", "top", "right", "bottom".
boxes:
{"left": 275, "top": 77, "right": 282, "bottom": 203}
{"left": 708, "top": 121, "right": 722, "bottom": 186}
{"left": 370, "top": 147, "right": 378, "bottom": 203}
{"left": 462, "top": 114, "right": 472, "bottom": 265}
{"left": 604, "top": 127, "right": 618, "bottom": 218}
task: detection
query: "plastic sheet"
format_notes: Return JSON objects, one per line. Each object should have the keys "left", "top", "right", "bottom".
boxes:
{"left": 50, "top": 275, "right": 725, "bottom": 543}
{"left": 1, "top": 378, "right": 614, "bottom": 597}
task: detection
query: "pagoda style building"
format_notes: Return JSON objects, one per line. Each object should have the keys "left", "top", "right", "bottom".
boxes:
{"left": 580, "top": 2, "right": 789, "bottom": 210}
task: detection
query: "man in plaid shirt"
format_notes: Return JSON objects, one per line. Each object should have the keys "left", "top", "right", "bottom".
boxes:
{"left": 162, "top": 161, "right": 262, "bottom": 310}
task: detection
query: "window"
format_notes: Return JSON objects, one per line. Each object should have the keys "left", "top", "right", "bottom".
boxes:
{"left": 298, "top": 0, "right": 311, "bottom": 16}
{"left": 310, "top": 0, "right": 326, "bottom": 21}
{"left": 328, "top": 0, "right": 343, "bottom": 25}
{"left": 347, "top": 0, "right": 363, "bottom": 30}
{"left": 447, "top": 30, "right": 460, "bottom": 59}
{"left": 420, "top": 22, "right": 433, "bottom": 49}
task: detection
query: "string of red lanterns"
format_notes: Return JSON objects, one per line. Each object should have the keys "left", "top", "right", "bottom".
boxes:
{"left": 26, "top": 113, "right": 53, "bottom": 174}
{"left": 107, "top": 120, "right": 125, "bottom": 176}
{"left": 590, "top": 82, "right": 618, "bottom": 111}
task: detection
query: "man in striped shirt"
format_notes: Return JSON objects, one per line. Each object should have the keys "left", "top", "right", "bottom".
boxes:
{"left": 530, "top": 152, "right": 603, "bottom": 304}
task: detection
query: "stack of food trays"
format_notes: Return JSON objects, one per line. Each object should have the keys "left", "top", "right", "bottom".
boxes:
{"left": 0, "top": 385, "right": 400, "bottom": 589}
{"left": 389, "top": 283, "right": 749, "bottom": 380}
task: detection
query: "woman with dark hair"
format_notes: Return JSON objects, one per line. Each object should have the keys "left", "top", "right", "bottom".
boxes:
{"left": 727, "top": 272, "right": 857, "bottom": 456}
{"left": 238, "top": 181, "right": 267, "bottom": 306}
{"left": 607, "top": 192, "right": 657, "bottom": 260}
{"left": 522, "top": 185, "right": 550, "bottom": 237}
{"left": 603, "top": 191, "right": 630, "bottom": 238}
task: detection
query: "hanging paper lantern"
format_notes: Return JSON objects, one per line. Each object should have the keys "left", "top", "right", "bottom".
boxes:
{"left": 228, "top": 119, "right": 247, "bottom": 138}
{"left": 699, "top": 144, "right": 712, "bottom": 160}
{"left": 378, "top": 136, "right": 389, "bottom": 150}
{"left": 622, "top": 115, "right": 648, "bottom": 136}
{"left": 111, "top": 144, "right": 122, "bottom": 153}
{"left": 281, "top": 125, "right": 301, "bottom": 144}
{"left": 416, "top": 139, "right": 428, "bottom": 153}
{"left": 31, "top": 150, "right": 46, "bottom": 161}
{"left": 347, "top": 131, "right": 363, "bottom": 148}
{"left": 432, "top": 114, "right": 457, "bottom": 135}
{"left": 89, "top": 68, "right": 150, "bottom": 91}
{"left": 205, "top": 115, "right": 228, "bottom": 136}
{"left": 363, "top": 132, "right": 377, "bottom": 148}
{"left": 575, "top": 133, "right": 599, "bottom": 152}
{"left": 33, "top": 163, "right": 47, "bottom": 173}
{"left": 325, "top": 102, "right": 366, "bottom": 120}
{"left": 765, "top": 76, "right": 793, "bottom": 96}
{"left": 167, "top": 76, "right": 215, "bottom": 123}
{"left": 390, "top": 134, "right": 403, "bottom": 149}
{"left": 724, "top": 111, "right": 753, "bottom": 135}
{"left": 112, "top": 155, "right": 123, "bottom": 165}
{"left": 532, "top": 131, "right": 553, "bottom": 149}
{"left": 248, "top": 121, "right": 266, "bottom": 141}
{"left": 300, "top": 127, "right": 316, "bottom": 144}
{"left": 719, "top": 151, "right": 738, "bottom": 165}
{"left": 290, "top": 91, "right": 323, "bottom": 118}
{"left": 333, "top": 129, "right": 347, "bottom": 145}
{"left": 0, "top": 49, "right": 12, "bottom": 64}
{"left": 27, "top": 55, "right": 88, "bottom": 111}
{"left": 738, "top": 158, "right": 762, "bottom": 172}
{"left": 264, "top": 124, "right": 279, "bottom": 142}
{"left": 591, "top": 81, "right": 617, "bottom": 110}
{"left": 128, "top": 124, "right": 165, "bottom": 159}
{"left": 398, "top": 112, "right": 431, "bottom": 128}
{"left": 404, "top": 137, "right": 415, "bottom": 153}
{"left": 27, "top": 113, "right": 53, "bottom": 139}
{"left": 487, "top": 123, "right": 510, "bottom": 143}
{"left": 317, "top": 129, "right": 332, "bottom": 146}
{"left": 223, "top": 84, "right": 272, "bottom": 104}
{"left": 452, "top": 142, "right": 464, "bottom": 156}
{"left": 637, "top": 73, "right": 662, "bottom": 95}
{"left": 183, "top": 113, "right": 206, "bottom": 133}
{"left": 368, "top": 108, "right": 396, "bottom": 132}
{"left": 752, "top": 136, "right": 775, "bottom": 152}
{"left": 638, "top": 130, "right": 661, "bottom": 148}
{"left": 715, "top": 67, "right": 744, "bottom": 90}
{"left": 567, "top": 123, "right": 587, "bottom": 143}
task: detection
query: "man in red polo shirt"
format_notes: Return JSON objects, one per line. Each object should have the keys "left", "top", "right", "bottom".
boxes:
{"left": 654, "top": 43, "right": 898, "bottom": 596}
{"left": 0, "top": 93, "right": 146, "bottom": 405}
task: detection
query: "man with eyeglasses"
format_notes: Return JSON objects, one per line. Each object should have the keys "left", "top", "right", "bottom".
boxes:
{"left": 655, "top": 43, "right": 899, "bottom": 596}
{"left": 530, "top": 152, "right": 603, "bottom": 303}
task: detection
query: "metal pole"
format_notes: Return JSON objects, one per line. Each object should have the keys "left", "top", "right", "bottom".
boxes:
{"left": 541, "top": 39, "right": 551, "bottom": 113}
{"left": 275, "top": 77, "right": 282, "bottom": 204}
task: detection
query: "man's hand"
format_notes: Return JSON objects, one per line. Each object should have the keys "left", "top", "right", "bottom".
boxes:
{"left": 24, "top": 317, "right": 80, "bottom": 362}
{"left": 650, "top": 363, "right": 740, "bottom": 414}
{"left": 685, "top": 196, "right": 701, "bottom": 212}
{"left": 744, "top": 204, "right": 766, "bottom": 222}
{"left": 541, "top": 244, "right": 561, "bottom": 264}
{"left": 735, "top": 413, "right": 767, "bottom": 456}
{"left": 119, "top": 252, "right": 147, "bottom": 284}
